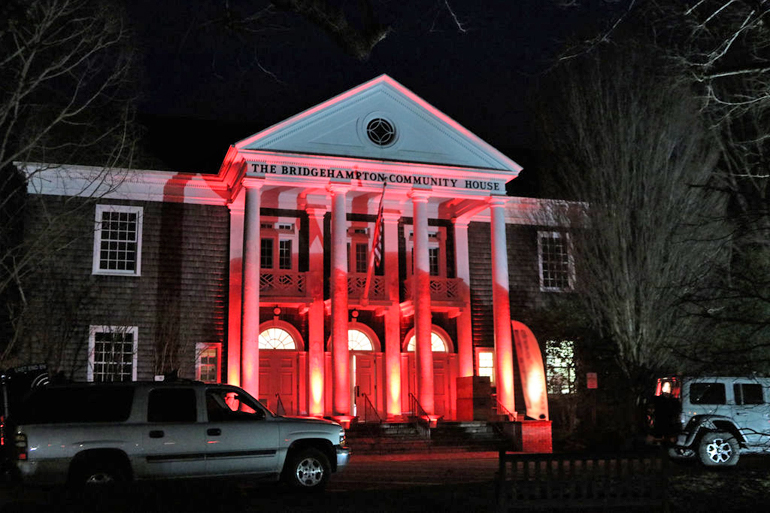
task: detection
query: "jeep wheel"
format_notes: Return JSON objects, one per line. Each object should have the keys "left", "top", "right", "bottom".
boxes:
{"left": 282, "top": 448, "right": 330, "bottom": 491}
{"left": 698, "top": 432, "right": 740, "bottom": 467}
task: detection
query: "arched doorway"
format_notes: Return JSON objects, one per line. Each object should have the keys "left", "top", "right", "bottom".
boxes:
{"left": 348, "top": 326, "right": 380, "bottom": 420}
{"left": 258, "top": 321, "right": 302, "bottom": 415}
{"left": 403, "top": 327, "right": 455, "bottom": 418}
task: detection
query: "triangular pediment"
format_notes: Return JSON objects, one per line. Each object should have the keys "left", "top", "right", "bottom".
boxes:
{"left": 236, "top": 75, "right": 520, "bottom": 173}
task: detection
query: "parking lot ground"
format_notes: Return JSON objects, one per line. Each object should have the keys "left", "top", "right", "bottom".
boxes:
{"left": 1, "top": 451, "right": 769, "bottom": 513}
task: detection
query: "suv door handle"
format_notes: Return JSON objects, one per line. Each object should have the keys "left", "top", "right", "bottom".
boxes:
{"left": 149, "top": 430, "right": 164, "bottom": 438}
{"left": 207, "top": 428, "right": 222, "bottom": 436}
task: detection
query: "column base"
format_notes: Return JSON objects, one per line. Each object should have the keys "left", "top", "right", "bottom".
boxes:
{"left": 331, "top": 415, "right": 355, "bottom": 429}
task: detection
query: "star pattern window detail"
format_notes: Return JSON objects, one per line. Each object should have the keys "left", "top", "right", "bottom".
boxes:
{"left": 366, "top": 118, "right": 396, "bottom": 146}
{"left": 258, "top": 327, "right": 297, "bottom": 350}
{"left": 406, "top": 332, "right": 448, "bottom": 352}
{"left": 348, "top": 329, "right": 374, "bottom": 351}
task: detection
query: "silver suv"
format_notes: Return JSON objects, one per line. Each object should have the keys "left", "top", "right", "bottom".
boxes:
{"left": 648, "top": 376, "right": 770, "bottom": 466}
{"left": 8, "top": 381, "right": 349, "bottom": 490}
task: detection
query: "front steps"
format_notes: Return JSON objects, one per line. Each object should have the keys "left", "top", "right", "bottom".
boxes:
{"left": 345, "top": 420, "right": 513, "bottom": 455}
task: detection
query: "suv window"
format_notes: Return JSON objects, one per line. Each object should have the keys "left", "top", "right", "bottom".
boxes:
{"left": 734, "top": 383, "right": 764, "bottom": 405}
{"left": 148, "top": 388, "right": 197, "bottom": 422}
{"left": 690, "top": 383, "right": 726, "bottom": 405}
{"left": 206, "top": 388, "right": 265, "bottom": 421}
{"left": 15, "top": 387, "right": 134, "bottom": 424}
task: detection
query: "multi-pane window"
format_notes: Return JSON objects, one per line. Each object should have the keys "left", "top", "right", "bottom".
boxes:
{"left": 406, "top": 332, "right": 448, "bottom": 352}
{"left": 279, "top": 240, "right": 292, "bottom": 270}
{"left": 348, "top": 329, "right": 374, "bottom": 351}
{"left": 261, "top": 239, "right": 274, "bottom": 269}
{"left": 88, "top": 326, "right": 138, "bottom": 382}
{"left": 355, "top": 243, "right": 368, "bottom": 273}
{"left": 477, "top": 350, "right": 495, "bottom": 383}
{"left": 538, "top": 232, "right": 574, "bottom": 292}
{"left": 259, "top": 327, "right": 297, "bottom": 350}
{"left": 429, "top": 247, "right": 440, "bottom": 276}
{"left": 196, "top": 343, "right": 221, "bottom": 383}
{"left": 261, "top": 220, "right": 296, "bottom": 270}
{"left": 545, "top": 339, "right": 577, "bottom": 394}
{"left": 407, "top": 228, "right": 447, "bottom": 278}
{"left": 93, "top": 205, "right": 143, "bottom": 276}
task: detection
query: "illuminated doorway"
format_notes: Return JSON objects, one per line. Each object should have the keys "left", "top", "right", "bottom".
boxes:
{"left": 347, "top": 327, "right": 380, "bottom": 420}
{"left": 403, "top": 327, "right": 454, "bottom": 418}
{"left": 258, "top": 322, "right": 302, "bottom": 415}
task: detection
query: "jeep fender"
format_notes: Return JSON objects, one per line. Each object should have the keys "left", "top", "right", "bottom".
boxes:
{"left": 679, "top": 416, "right": 746, "bottom": 448}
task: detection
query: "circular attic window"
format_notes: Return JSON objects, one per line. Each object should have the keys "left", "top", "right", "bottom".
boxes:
{"left": 366, "top": 118, "right": 396, "bottom": 146}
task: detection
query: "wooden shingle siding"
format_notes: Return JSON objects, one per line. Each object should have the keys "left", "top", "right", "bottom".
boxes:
{"left": 21, "top": 196, "right": 228, "bottom": 381}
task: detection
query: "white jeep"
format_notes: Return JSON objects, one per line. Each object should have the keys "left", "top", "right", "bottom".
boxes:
{"left": 7, "top": 381, "right": 349, "bottom": 490}
{"left": 648, "top": 376, "right": 770, "bottom": 466}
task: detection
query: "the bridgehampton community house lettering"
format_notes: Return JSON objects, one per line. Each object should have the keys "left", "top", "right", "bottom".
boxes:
{"left": 249, "top": 162, "right": 503, "bottom": 191}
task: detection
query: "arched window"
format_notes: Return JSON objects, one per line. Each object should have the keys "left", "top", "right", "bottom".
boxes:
{"left": 406, "top": 332, "right": 448, "bottom": 352}
{"left": 348, "top": 329, "right": 374, "bottom": 351}
{"left": 258, "top": 327, "right": 297, "bottom": 350}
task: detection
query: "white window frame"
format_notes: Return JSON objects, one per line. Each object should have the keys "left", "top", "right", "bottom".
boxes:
{"left": 537, "top": 231, "right": 575, "bottom": 292}
{"left": 476, "top": 348, "right": 495, "bottom": 384}
{"left": 196, "top": 342, "right": 222, "bottom": 383}
{"left": 92, "top": 204, "right": 143, "bottom": 276}
{"left": 406, "top": 226, "right": 447, "bottom": 278}
{"left": 88, "top": 325, "right": 139, "bottom": 382}
{"left": 260, "top": 217, "right": 299, "bottom": 271}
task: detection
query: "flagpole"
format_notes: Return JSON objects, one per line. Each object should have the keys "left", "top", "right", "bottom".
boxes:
{"left": 361, "top": 183, "right": 386, "bottom": 307}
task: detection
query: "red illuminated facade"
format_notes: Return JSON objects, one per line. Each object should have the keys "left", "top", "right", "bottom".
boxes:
{"left": 21, "top": 75, "right": 570, "bottom": 425}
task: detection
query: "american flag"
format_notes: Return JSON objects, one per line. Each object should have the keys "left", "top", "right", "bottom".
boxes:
{"left": 361, "top": 183, "right": 386, "bottom": 304}
{"left": 371, "top": 184, "right": 385, "bottom": 268}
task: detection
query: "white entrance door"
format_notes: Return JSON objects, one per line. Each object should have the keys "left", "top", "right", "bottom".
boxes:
{"left": 352, "top": 353, "right": 377, "bottom": 420}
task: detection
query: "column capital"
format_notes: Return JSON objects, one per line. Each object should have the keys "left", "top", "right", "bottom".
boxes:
{"left": 452, "top": 217, "right": 470, "bottom": 228}
{"left": 305, "top": 205, "right": 327, "bottom": 219}
{"left": 327, "top": 182, "right": 351, "bottom": 194}
{"left": 488, "top": 196, "right": 509, "bottom": 208}
{"left": 408, "top": 188, "right": 431, "bottom": 202}
{"left": 242, "top": 178, "right": 265, "bottom": 190}
{"left": 382, "top": 210, "right": 402, "bottom": 223}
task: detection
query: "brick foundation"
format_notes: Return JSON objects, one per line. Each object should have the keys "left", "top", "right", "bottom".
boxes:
{"left": 519, "top": 420, "right": 553, "bottom": 453}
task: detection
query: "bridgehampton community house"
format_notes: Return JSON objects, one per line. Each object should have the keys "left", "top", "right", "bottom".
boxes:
{"left": 18, "top": 75, "right": 579, "bottom": 449}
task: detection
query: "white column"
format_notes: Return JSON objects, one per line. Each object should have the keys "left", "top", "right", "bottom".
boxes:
{"left": 227, "top": 195, "right": 244, "bottom": 385}
{"left": 490, "top": 197, "right": 515, "bottom": 414}
{"left": 453, "top": 219, "right": 474, "bottom": 378}
{"left": 411, "top": 189, "right": 433, "bottom": 415}
{"left": 241, "top": 182, "right": 262, "bottom": 398}
{"left": 306, "top": 207, "right": 326, "bottom": 417}
{"left": 383, "top": 211, "right": 402, "bottom": 418}
{"left": 329, "top": 183, "right": 350, "bottom": 417}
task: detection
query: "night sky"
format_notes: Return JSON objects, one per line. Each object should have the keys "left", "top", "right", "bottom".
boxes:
{"left": 125, "top": 1, "right": 610, "bottom": 178}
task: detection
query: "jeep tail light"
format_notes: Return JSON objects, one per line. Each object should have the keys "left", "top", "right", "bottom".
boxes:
{"left": 15, "top": 433, "right": 27, "bottom": 461}
{"left": 339, "top": 429, "right": 347, "bottom": 448}
{"left": 0, "top": 415, "right": 4, "bottom": 446}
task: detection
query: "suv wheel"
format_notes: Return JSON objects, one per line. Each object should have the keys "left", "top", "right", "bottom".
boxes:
{"left": 698, "top": 432, "right": 740, "bottom": 467}
{"left": 72, "top": 459, "right": 126, "bottom": 488}
{"left": 282, "top": 448, "right": 330, "bottom": 491}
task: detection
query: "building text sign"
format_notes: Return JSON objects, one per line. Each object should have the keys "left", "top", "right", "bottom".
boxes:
{"left": 248, "top": 162, "right": 505, "bottom": 192}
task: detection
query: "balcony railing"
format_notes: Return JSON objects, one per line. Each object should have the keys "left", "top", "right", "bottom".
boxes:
{"left": 348, "top": 273, "right": 386, "bottom": 301}
{"left": 404, "top": 277, "right": 462, "bottom": 302}
{"left": 260, "top": 271, "right": 306, "bottom": 296}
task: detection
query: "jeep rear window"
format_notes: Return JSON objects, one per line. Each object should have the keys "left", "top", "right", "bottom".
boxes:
{"left": 14, "top": 387, "right": 134, "bottom": 424}
{"left": 690, "top": 383, "right": 726, "bottom": 405}
{"left": 734, "top": 383, "right": 764, "bottom": 405}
